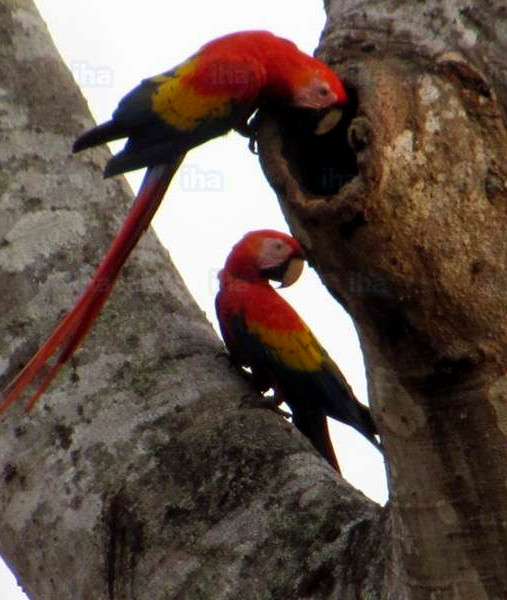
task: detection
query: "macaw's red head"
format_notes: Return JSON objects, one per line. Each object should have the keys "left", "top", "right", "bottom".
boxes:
{"left": 195, "top": 31, "right": 347, "bottom": 111}
{"left": 220, "top": 229, "right": 305, "bottom": 286}
{"left": 288, "top": 56, "right": 348, "bottom": 110}
{"left": 256, "top": 33, "right": 348, "bottom": 110}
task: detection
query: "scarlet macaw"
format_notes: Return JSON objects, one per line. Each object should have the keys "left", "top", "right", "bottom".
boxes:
{"left": 0, "top": 31, "right": 348, "bottom": 415}
{"left": 216, "top": 230, "right": 379, "bottom": 472}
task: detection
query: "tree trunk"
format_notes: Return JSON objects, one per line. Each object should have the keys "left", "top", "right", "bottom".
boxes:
{"left": 0, "top": 2, "right": 382, "bottom": 599}
{"left": 257, "top": 1, "right": 507, "bottom": 598}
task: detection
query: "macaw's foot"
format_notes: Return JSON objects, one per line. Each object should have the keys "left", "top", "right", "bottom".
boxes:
{"left": 239, "top": 393, "right": 291, "bottom": 419}
{"left": 234, "top": 115, "right": 259, "bottom": 154}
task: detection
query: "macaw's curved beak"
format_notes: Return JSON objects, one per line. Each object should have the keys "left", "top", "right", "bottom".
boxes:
{"left": 314, "top": 107, "right": 343, "bottom": 135}
{"left": 281, "top": 257, "right": 305, "bottom": 288}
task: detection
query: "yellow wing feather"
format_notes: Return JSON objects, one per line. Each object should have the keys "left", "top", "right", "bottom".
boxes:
{"left": 247, "top": 321, "right": 325, "bottom": 372}
{"left": 151, "top": 58, "right": 232, "bottom": 131}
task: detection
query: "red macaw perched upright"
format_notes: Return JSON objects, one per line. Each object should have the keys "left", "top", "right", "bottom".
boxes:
{"left": 0, "top": 31, "right": 348, "bottom": 415}
{"left": 216, "top": 230, "right": 380, "bottom": 472}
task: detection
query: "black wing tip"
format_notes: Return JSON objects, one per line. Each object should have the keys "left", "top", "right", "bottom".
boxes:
{"left": 72, "top": 135, "right": 88, "bottom": 154}
{"left": 357, "top": 405, "right": 383, "bottom": 451}
{"left": 72, "top": 122, "right": 138, "bottom": 177}
{"left": 103, "top": 143, "right": 181, "bottom": 177}
{"left": 103, "top": 160, "right": 121, "bottom": 178}
{"left": 103, "top": 154, "right": 141, "bottom": 178}
{"left": 72, "top": 120, "right": 125, "bottom": 154}
{"left": 365, "top": 429, "right": 382, "bottom": 451}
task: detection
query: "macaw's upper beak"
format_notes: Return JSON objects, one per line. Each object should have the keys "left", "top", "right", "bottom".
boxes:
{"left": 314, "top": 107, "right": 343, "bottom": 135}
{"left": 280, "top": 257, "right": 305, "bottom": 288}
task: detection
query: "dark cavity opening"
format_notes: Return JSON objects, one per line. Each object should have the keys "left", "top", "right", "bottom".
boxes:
{"left": 275, "top": 90, "right": 359, "bottom": 196}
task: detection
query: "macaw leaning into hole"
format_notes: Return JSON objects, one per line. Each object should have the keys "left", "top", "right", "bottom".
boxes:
{"left": 0, "top": 31, "right": 349, "bottom": 415}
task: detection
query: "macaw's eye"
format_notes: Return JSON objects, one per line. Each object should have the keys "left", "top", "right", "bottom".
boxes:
{"left": 318, "top": 83, "right": 331, "bottom": 97}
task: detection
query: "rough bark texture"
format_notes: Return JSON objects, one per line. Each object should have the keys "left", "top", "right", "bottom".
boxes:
{"left": 0, "top": 2, "right": 383, "bottom": 600}
{"left": 257, "top": 1, "right": 507, "bottom": 599}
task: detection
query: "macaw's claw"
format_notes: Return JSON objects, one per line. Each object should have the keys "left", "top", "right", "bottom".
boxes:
{"left": 239, "top": 393, "right": 291, "bottom": 419}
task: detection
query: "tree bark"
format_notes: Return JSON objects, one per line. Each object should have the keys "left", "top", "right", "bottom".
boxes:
{"left": 0, "top": 2, "right": 383, "bottom": 599}
{"left": 257, "top": 1, "right": 507, "bottom": 598}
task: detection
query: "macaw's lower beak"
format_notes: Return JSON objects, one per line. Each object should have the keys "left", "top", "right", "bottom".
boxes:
{"left": 281, "top": 257, "right": 305, "bottom": 288}
{"left": 314, "top": 107, "right": 343, "bottom": 135}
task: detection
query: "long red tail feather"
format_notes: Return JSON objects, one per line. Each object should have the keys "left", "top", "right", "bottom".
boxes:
{"left": 0, "top": 159, "right": 182, "bottom": 416}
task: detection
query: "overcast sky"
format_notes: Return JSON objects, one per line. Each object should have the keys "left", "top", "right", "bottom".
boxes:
{"left": 2, "top": 2, "right": 387, "bottom": 597}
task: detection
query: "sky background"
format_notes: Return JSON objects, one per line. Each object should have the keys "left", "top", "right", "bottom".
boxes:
{"left": 2, "top": 2, "right": 387, "bottom": 597}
